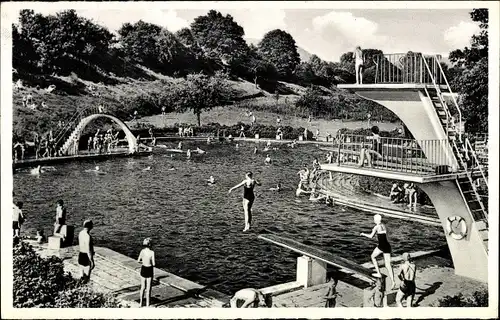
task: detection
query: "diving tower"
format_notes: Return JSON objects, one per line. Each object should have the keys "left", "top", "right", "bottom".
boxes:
{"left": 329, "top": 52, "right": 489, "bottom": 283}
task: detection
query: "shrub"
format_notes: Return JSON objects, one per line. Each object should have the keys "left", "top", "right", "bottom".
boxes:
{"left": 55, "top": 286, "right": 124, "bottom": 308}
{"left": 13, "top": 241, "right": 123, "bottom": 308}
{"left": 13, "top": 241, "right": 73, "bottom": 307}
{"left": 436, "top": 290, "right": 488, "bottom": 307}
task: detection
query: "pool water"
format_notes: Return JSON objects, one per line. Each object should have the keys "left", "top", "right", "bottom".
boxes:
{"left": 13, "top": 140, "right": 445, "bottom": 294}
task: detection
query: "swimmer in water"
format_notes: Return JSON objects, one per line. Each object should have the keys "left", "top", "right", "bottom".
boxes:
{"left": 168, "top": 166, "right": 176, "bottom": 171}
{"left": 309, "top": 187, "right": 327, "bottom": 202}
{"left": 196, "top": 147, "right": 206, "bottom": 154}
{"left": 143, "top": 166, "right": 152, "bottom": 171}
{"left": 254, "top": 147, "right": 258, "bottom": 154}
{"left": 30, "top": 165, "right": 42, "bottom": 175}
{"left": 266, "top": 140, "right": 272, "bottom": 147}
{"left": 235, "top": 143, "right": 239, "bottom": 150}
{"left": 264, "top": 155, "right": 272, "bottom": 165}
{"left": 269, "top": 182, "right": 282, "bottom": 192}
{"left": 228, "top": 172, "right": 261, "bottom": 232}
{"left": 207, "top": 176, "right": 216, "bottom": 184}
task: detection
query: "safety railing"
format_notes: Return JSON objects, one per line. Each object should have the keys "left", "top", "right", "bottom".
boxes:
{"left": 420, "top": 54, "right": 463, "bottom": 142}
{"left": 53, "top": 105, "right": 101, "bottom": 151}
{"left": 465, "top": 138, "right": 488, "bottom": 187}
{"left": 332, "top": 134, "right": 454, "bottom": 175}
{"left": 373, "top": 53, "right": 443, "bottom": 84}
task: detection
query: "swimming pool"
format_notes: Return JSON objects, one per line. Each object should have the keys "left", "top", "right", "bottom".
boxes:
{"left": 13, "top": 140, "right": 445, "bottom": 294}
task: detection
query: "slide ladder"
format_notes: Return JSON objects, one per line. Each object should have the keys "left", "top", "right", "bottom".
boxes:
{"left": 53, "top": 106, "right": 100, "bottom": 156}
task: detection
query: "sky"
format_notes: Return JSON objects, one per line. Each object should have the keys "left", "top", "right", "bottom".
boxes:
{"left": 9, "top": 5, "right": 481, "bottom": 62}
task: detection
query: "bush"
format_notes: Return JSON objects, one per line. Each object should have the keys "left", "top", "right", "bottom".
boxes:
{"left": 55, "top": 286, "right": 124, "bottom": 308}
{"left": 13, "top": 241, "right": 123, "bottom": 308}
{"left": 436, "top": 290, "right": 488, "bottom": 307}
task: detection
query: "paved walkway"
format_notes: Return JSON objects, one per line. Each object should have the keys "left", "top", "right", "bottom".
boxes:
{"left": 270, "top": 255, "right": 487, "bottom": 308}
{"left": 30, "top": 241, "right": 229, "bottom": 308}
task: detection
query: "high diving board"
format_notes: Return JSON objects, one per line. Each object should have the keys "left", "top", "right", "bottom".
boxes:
{"left": 259, "top": 233, "right": 377, "bottom": 283}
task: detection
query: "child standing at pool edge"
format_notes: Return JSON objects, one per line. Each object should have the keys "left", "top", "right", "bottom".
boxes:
{"left": 138, "top": 237, "right": 155, "bottom": 307}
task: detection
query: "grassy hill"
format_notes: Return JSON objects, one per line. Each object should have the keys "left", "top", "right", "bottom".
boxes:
{"left": 13, "top": 59, "right": 397, "bottom": 143}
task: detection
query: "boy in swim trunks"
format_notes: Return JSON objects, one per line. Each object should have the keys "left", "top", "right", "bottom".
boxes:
{"left": 78, "top": 220, "right": 95, "bottom": 283}
{"left": 13, "top": 202, "right": 24, "bottom": 238}
{"left": 138, "top": 238, "right": 155, "bottom": 307}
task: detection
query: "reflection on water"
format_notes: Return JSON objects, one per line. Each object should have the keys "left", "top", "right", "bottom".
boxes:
{"left": 14, "top": 140, "right": 445, "bottom": 294}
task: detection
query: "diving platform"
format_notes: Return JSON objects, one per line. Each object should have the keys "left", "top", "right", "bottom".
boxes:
{"left": 320, "top": 163, "right": 482, "bottom": 183}
{"left": 326, "top": 52, "right": 489, "bottom": 284}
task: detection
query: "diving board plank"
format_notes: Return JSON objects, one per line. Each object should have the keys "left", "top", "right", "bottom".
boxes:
{"left": 258, "top": 233, "right": 376, "bottom": 282}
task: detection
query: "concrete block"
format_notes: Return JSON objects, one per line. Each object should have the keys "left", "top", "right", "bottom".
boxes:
{"left": 296, "top": 256, "right": 327, "bottom": 288}
{"left": 54, "top": 225, "right": 75, "bottom": 247}
{"left": 48, "top": 236, "right": 63, "bottom": 250}
{"left": 255, "top": 134, "right": 260, "bottom": 139}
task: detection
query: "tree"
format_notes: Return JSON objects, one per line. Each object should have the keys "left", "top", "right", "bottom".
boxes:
{"left": 118, "top": 21, "right": 163, "bottom": 68}
{"left": 169, "top": 72, "right": 233, "bottom": 126}
{"left": 448, "top": 9, "right": 488, "bottom": 133}
{"left": 14, "top": 9, "right": 114, "bottom": 73}
{"left": 190, "top": 10, "right": 249, "bottom": 69}
{"left": 258, "top": 29, "right": 301, "bottom": 80}
{"left": 295, "top": 86, "right": 329, "bottom": 117}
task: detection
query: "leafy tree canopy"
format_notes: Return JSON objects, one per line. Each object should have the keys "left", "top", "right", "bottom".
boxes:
{"left": 448, "top": 8, "right": 488, "bottom": 133}
{"left": 258, "top": 29, "right": 301, "bottom": 80}
{"left": 190, "top": 10, "right": 249, "bottom": 68}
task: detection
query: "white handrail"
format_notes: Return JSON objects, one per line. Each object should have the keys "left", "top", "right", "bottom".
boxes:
{"left": 465, "top": 137, "right": 489, "bottom": 188}
{"left": 435, "top": 55, "right": 463, "bottom": 141}
{"left": 451, "top": 140, "right": 488, "bottom": 222}
{"left": 421, "top": 56, "right": 458, "bottom": 138}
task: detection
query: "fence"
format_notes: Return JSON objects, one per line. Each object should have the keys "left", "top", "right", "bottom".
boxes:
{"left": 331, "top": 134, "right": 454, "bottom": 175}
{"left": 372, "top": 53, "right": 443, "bottom": 85}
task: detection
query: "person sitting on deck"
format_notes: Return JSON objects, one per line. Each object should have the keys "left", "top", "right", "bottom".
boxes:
{"left": 396, "top": 252, "right": 417, "bottom": 308}
{"left": 390, "top": 183, "right": 405, "bottom": 203}
{"left": 230, "top": 288, "right": 270, "bottom": 308}
{"left": 358, "top": 126, "right": 383, "bottom": 168}
{"left": 179, "top": 127, "right": 183, "bottom": 137}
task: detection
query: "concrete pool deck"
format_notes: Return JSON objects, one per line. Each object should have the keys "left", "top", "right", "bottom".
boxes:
{"left": 265, "top": 253, "right": 487, "bottom": 308}
{"left": 28, "top": 241, "right": 229, "bottom": 308}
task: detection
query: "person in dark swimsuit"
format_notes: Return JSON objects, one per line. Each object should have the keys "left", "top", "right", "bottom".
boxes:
{"left": 138, "top": 238, "right": 155, "bottom": 307}
{"left": 396, "top": 252, "right": 416, "bottom": 307}
{"left": 360, "top": 214, "right": 396, "bottom": 290}
{"left": 228, "top": 172, "right": 261, "bottom": 232}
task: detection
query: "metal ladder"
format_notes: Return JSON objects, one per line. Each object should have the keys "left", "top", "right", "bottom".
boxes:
{"left": 53, "top": 106, "right": 101, "bottom": 156}
{"left": 422, "top": 55, "right": 488, "bottom": 251}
